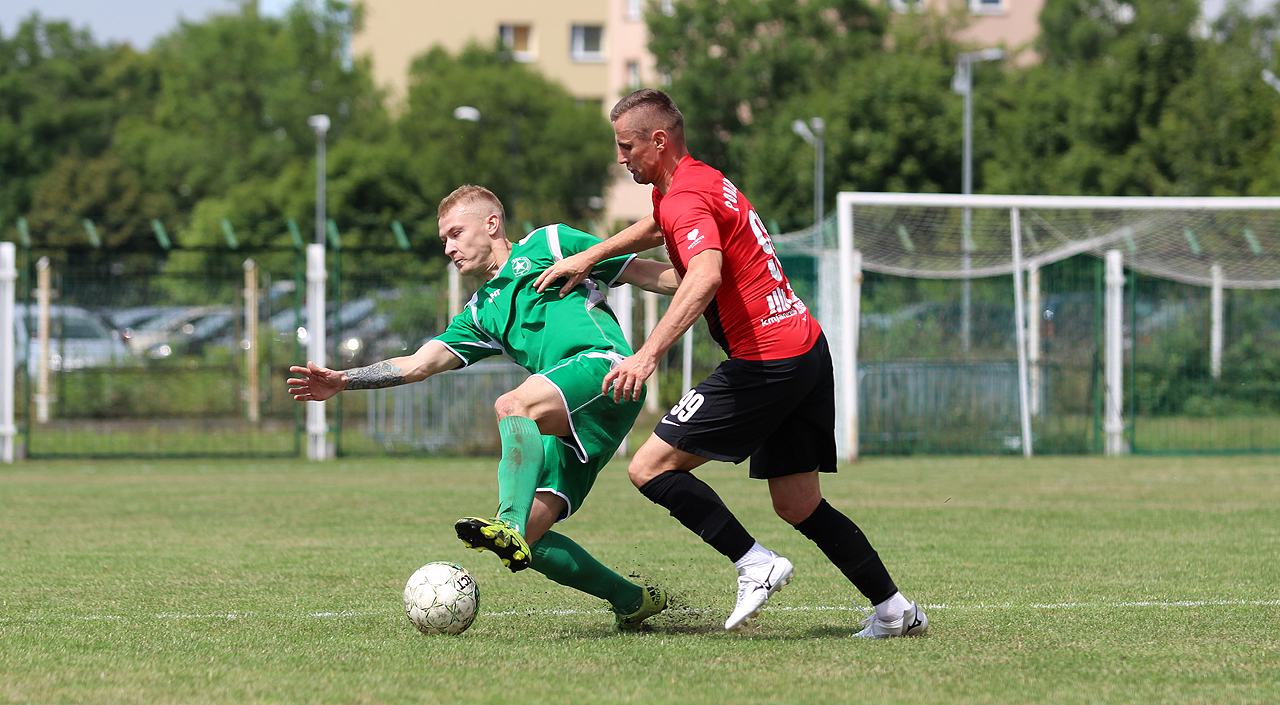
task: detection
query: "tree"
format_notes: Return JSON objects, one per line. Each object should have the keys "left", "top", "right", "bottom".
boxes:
{"left": 113, "top": 0, "right": 385, "bottom": 241}
{"left": 0, "top": 16, "right": 155, "bottom": 233}
{"left": 397, "top": 43, "right": 615, "bottom": 229}
{"left": 647, "top": 0, "right": 887, "bottom": 171}
{"left": 987, "top": 0, "right": 1204, "bottom": 196}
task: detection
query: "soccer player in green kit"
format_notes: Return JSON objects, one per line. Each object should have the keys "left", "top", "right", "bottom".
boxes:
{"left": 287, "top": 185, "right": 678, "bottom": 629}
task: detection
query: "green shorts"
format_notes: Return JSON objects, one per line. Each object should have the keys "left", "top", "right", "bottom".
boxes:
{"left": 534, "top": 350, "right": 645, "bottom": 521}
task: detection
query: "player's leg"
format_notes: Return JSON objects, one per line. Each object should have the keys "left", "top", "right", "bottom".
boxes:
{"left": 768, "top": 471, "right": 926, "bottom": 638}
{"left": 755, "top": 334, "right": 926, "bottom": 638}
{"left": 632, "top": 434, "right": 792, "bottom": 631}
{"left": 493, "top": 374, "right": 571, "bottom": 535}
{"left": 455, "top": 375, "right": 569, "bottom": 572}
{"left": 519, "top": 490, "right": 662, "bottom": 629}
{"left": 522, "top": 353, "right": 668, "bottom": 629}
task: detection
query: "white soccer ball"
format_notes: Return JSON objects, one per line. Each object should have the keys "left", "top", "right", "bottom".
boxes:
{"left": 403, "top": 561, "right": 479, "bottom": 635}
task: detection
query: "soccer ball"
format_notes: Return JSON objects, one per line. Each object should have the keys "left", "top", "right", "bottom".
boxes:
{"left": 403, "top": 561, "right": 479, "bottom": 635}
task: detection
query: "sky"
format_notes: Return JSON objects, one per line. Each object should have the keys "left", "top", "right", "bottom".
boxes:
{"left": 0, "top": 0, "right": 294, "bottom": 48}
{"left": 2, "top": 0, "right": 1274, "bottom": 51}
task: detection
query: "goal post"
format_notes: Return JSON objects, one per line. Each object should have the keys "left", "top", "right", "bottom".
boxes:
{"left": 824, "top": 191, "right": 1280, "bottom": 460}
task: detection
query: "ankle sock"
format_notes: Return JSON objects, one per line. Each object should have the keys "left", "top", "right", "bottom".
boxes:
{"left": 875, "top": 592, "right": 912, "bottom": 622}
{"left": 733, "top": 542, "right": 775, "bottom": 573}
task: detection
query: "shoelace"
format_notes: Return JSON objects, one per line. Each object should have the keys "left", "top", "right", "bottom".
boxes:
{"left": 853, "top": 603, "right": 894, "bottom": 636}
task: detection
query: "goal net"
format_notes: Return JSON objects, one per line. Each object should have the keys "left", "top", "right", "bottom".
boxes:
{"left": 774, "top": 194, "right": 1280, "bottom": 459}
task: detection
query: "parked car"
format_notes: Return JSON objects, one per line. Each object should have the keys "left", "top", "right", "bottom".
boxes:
{"left": 143, "top": 306, "right": 237, "bottom": 359}
{"left": 14, "top": 304, "right": 132, "bottom": 375}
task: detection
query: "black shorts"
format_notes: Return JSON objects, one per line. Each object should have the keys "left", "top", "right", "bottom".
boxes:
{"left": 654, "top": 332, "right": 837, "bottom": 479}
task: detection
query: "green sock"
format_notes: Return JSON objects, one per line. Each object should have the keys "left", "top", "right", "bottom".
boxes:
{"left": 495, "top": 416, "right": 543, "bottom": 536}
{"left": 529, "top": 531, "right": 644, "bottom": 614}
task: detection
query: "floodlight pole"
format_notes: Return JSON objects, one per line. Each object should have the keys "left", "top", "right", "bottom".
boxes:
{"left": 308, "top": 115, "right": 330, "bottom": 246}
{"left": 792, "top": 118, "right": 826, "bottom": 250}
{"left": 454, "top": 105, "right": 520, "bottom": 226}
{"left": 1262, "top": 68, "right": 1280, "bottom": 94}
{"left": 953, "top": 48, "right": 1004, "bottom": 355}
{"left": 306, "top": 114, "right": 330, "bottom": 461}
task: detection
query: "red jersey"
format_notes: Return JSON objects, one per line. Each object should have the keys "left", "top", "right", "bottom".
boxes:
{"left": 653, "top": 155, "right": 821, "bottom": 361}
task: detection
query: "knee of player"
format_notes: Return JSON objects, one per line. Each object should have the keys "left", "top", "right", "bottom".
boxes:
{"left": 493, "top": 391, "right": 528, "bottom": 420}
{"left": 626, "top": 459, "right": 650, "bottom": 488}
{"left": 772, "top": 494, "right": 820, "bottom": 526}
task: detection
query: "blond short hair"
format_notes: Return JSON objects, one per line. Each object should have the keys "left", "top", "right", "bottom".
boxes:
{"left": 437, "top": 185, "right": 506, "bottom": 227}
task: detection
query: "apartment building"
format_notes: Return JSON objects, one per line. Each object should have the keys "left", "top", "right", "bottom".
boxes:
{"left": 351, "top": 0, "right": 1040, "bottom": 222}
{"left": 352, "top": 0, "right": 662, "bottom": 222}
{"left": 901, "top": 0, "right": 1044, "bottom": 60}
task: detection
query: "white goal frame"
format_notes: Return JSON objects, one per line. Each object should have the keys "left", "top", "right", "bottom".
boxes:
{"left": 834, "top": 192, "right": 1280, "bottom": 462}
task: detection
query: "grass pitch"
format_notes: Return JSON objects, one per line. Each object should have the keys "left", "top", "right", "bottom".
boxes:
{"left": 2, "top": 454, "right": 1277, "bottom": 704}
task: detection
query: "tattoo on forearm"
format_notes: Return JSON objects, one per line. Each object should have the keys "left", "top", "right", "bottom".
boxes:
{"left": 344, "top": 361, "right": 405, "bottom": 390}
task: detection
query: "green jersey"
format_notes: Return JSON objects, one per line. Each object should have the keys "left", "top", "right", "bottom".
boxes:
{"left": 433, "top": 224, "right": 637, "bottom": 373}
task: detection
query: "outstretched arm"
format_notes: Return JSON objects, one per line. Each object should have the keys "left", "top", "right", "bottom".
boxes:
{"left": 533, "top": 216, "right": 664, "bottom": 297}
{"left": 287, "top": 340, "right": 462, "bottom": 402}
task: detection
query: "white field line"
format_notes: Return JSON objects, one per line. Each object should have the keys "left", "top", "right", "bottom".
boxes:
{"left": 3, "top": 599, "right": 1278, "bottom": 624}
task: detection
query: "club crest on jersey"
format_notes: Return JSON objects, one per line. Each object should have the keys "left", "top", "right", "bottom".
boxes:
{"left": 511, "top": 257, "right": 532, "bottom": 276}
{"left": 685, "top": 228, "right": 705, "bottom": 250}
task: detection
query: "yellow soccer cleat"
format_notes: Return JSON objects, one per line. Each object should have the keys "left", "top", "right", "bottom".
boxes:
{"left": 615, "top": 585, "right": 669, "bottom": 631}
{"left": 454, "top": 517, "right": 531, "bottom": 572}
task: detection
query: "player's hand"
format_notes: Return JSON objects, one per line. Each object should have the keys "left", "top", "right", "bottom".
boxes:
{"left": 533, "top": 252, "right": 594, "bottom": 298}
{"left": 602, "top": 353, "right": 656, "bottom": 403}
{"left": 287, "top": 361, "right": 345, "bottom": 402}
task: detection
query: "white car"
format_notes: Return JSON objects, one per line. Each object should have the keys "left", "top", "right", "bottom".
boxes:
{"left": 15, "top": 304, "right": 132, "bottom": 375}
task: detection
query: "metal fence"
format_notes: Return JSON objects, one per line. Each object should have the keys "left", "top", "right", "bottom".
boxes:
{"left": 360, "top": 361, "right": 529, "bottom": 455}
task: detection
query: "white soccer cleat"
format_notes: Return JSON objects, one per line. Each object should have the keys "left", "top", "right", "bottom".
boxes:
{"left": 852, "top": 601, "right": 929, "bottom": 639}
{"left": 724, "top": 552, "right": 794, "bottom": 631}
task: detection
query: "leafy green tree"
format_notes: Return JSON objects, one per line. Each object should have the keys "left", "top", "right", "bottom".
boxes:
{"left": 397, "top": 43, "right": 615, "bottom": 229}
{"left": 26, "top": 149, "right": 175, "bottom": 250}
{"left": 988, "top": 0, "right": 1203, "bottom": 195}
{"left": 739, "top": 50, "right": 963, "bottom": 229}
{"left": 1142, "top": 6, "right": 1280, "bottom": 195}
{"left": 0, "top": 16, "right": 156, "bottom": 235}
{"left": 113, "top": 0, "right": 385, "bottom": 242}
{"left": 647, "top": 0, "right": 888, "bottom": 171}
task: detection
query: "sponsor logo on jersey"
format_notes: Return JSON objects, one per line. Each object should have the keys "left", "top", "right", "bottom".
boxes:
{"left": 511, "top": 257, "right": 532, "bottom": 276}
{"left": 685, "top": 228, "right": 705, "bottom": 251}
{"left": 485, "top": 289, "right": 502, "bottom": 306}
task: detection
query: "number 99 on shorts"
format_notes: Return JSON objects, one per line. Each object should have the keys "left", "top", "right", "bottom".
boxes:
{"left": 669, "top": 389, "right": 705, "bottom": 423}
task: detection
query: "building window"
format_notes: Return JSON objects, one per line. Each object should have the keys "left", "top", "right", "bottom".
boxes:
{"left": 626, "top": 61, "right": 641, "bottom": 90}
{"left": 627, "top": 0, "right": 643, "bottom": 21}
{"left": 889, "top": 0, "right": 923, "bottom": 12}
{"left": 969, "top": 0, "right": 1004, "bottom": 14}
{"left": 500, "top": 24, "right": 534, "bottom": 61}
{"left": 571, "top": 25, "right": 604, "bottom": 62}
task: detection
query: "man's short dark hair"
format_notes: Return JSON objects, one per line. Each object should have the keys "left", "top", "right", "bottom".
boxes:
{"left": 610, "top": 89, "right": 684, "bottom": 141}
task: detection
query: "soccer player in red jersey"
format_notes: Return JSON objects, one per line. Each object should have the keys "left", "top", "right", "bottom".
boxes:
{"left": 535, "top": 89, "right": 927, "bottom": 637}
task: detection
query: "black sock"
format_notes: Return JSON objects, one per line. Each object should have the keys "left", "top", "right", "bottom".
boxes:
{"left": 794, "top": 499, "right": 898, "bottom": 605}
{"left": 638, "top": 471, "right": 756, "bottom": 562}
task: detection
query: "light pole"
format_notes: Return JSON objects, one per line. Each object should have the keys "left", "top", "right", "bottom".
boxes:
{"left": 307, "top": 114, "right": 330, "bottom": 245}
{"left": 1263, "top": 68, "right": 1280, "bottom": 94}
{"left": 792, "top": 117, "right": 826, "bottom": 250}
{"left": 952, "top": 48, "right": 1004, "bottom": 355}
{"left": 305, "top": 114, "right": 331, "bottom": 460}
{"left": 454, "top": 105, "right": 520, "bottom": 226}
